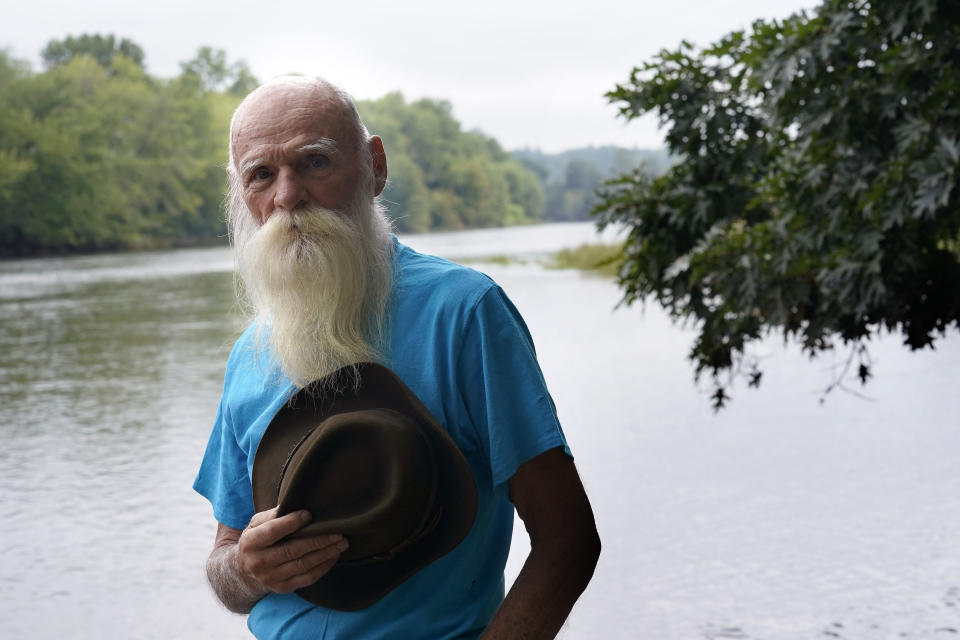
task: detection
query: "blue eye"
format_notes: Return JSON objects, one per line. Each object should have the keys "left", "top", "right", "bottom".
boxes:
{"left": 308, "top": 155, "right": 330, "bottom": 169}
{"left": 251, "top": 168, "right": 271, "bottom": 181}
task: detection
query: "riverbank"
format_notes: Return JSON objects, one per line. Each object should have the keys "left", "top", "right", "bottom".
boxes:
{"left": 451, "top": 240, "right": 623, "bottom": 275}
{"left": 546, "top": 242, "right": 622, "bottom": 275}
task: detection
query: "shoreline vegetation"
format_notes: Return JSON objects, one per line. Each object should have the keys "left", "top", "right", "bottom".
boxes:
{"left": 546, "top": 243, "right": 622, "bottom": 276}
{"left": 456, "top": 243, "right": 623, "bottom": 277}
{"left": 0, "top": 35, "right": 669, "bottom": 258}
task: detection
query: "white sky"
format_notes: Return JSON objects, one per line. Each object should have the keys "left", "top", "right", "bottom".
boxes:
{"left": 4, "top": 0, "right": 817, "bottom": 152}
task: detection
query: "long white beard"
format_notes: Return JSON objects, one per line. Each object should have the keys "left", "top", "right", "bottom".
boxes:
{"left": 231, "top": 197, "right": 394, "bottom": 389}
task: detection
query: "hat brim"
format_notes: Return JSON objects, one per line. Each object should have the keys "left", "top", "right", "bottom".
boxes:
{"left": 251, "top": 362, "right": 478, "bottom": 611}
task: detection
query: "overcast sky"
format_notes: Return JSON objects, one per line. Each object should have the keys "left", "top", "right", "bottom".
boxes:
{"left": 5, "top": 0, "right": 816, "bottom": 152}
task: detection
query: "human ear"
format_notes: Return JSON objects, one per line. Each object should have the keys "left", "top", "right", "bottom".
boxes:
{"left": 369, "top": 136, "right": 388, "bottom": 196}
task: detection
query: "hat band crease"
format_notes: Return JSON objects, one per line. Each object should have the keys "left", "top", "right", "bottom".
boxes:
{"left": 338, "top": 506, "right": 444, "bottom": 567}
{"left": 275, "top": 427, "right": 316, "bottom": 500}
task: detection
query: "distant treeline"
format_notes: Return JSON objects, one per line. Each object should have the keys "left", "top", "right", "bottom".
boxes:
{"left": 0, "top": 37, "right": 251, "bottom": 256}
{"left": 0, "top": 34, "right": 667, "bottom": 256}
{"left": 513, "top": 147, "right": 673, "bottom": 222}
{"left": 357, "top": 94, "right": 543, "bottom": 233}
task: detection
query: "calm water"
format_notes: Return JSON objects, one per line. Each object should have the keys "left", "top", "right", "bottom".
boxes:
{"left": 1, "top": 222, "right": 958, "bottom": 639}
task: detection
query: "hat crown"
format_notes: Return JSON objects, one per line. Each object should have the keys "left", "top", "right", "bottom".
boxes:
{"left": 277, "top": 408, "right": 440, "bottom": 562}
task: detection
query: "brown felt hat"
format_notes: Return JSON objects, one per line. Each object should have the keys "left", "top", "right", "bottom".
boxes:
{"left": 251, "top": 362, "right": 478, "bottom": 611}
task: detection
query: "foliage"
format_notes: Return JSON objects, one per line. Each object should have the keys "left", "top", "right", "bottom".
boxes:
{"left": 358, "top": 93, "right": 544, "bottom": 232}
{"left": 595, "top": 0, "right": 960, "bottom": 408}
{"left": 545, "top": 159, "right": 605, "bottom": 222}
{"left": 514, "top": 146, "right": 673, "bottom": 222}
{"left": 180, "top": 46, "right": 259, "bottom": 96}
{"left": 41, "top": 34, "right": 145, "bottom": 70}
{"left": 514, "top": 146, "right": 673, "bottom": 182}
{"left": 0, "top": 36, "right": 549, "bottom": 254}
{"left": 547, "top": 243, "right": 624, "bottom": 276}
{"left": 0, "top": 40, "right": 245, "bottom": 254}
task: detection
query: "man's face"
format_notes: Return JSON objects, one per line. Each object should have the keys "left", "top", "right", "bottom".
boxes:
{"left": 226, "top": 79, "right": 395, "bottom": 387}
{"left": 230, "top": 85, "right": 374, "bottom": 224}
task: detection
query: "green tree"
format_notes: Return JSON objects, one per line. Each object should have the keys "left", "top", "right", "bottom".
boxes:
{"left": 540, "top": 159, "right": 605, "bottom": 222}
{"left": 0, "top": 52, "right": 34, "bottom": 208}
{"left": 565, "top": 159, "right": 603, "bottom": 192}
{"left": 180, "top": 46, "right": 259, "bottom": 96}
{"left": 358, "top": 93, "right": 544, "bottom": 231}
{"left": 0, "top": 48, "right": 235, "bottom": 255}
{"left": 502, "top": 161, "right": 545, "bottom": 225}
{"left": 596, "top": 0, "right": 960, "bottom": 409}
{"left": 513, "top": 147, "right": 673, "bottom": 222}
{"left": 41, "top": 33, "right": 145, "bottom": 70}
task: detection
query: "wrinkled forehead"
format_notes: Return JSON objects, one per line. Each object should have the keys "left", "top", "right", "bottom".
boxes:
{"left": 230, "top": 80, "right": 357, "bottom": 165}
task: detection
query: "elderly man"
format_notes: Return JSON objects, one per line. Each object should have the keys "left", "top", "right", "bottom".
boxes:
{"left": 194, "top": 76, "right": 600, "bottom": 639}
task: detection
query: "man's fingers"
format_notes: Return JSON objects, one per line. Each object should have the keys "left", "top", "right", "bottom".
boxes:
{"left": 272, "top": 555, "right": 342, "bottom": 593}
{"left": 275, "top": 533, "right": 346, "bottom": 560}
{"left": 278, "top": 536, "right": 349, "bottom": 571}
{"left": 252, "top": 535, "right": 349, "bottom": 592}
{"left": 246, "top": 507, "right": 279, "bottom": 529}
{"left": 264, "top": 534, "right": 348, "bottom": 574}
{"left": 244, "top": 510, "right": 312, "bottom": 548}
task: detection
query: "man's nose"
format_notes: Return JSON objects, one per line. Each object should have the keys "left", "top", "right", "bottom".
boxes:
{"left": 272, "top": 168, "right": 308, "bottom": 213}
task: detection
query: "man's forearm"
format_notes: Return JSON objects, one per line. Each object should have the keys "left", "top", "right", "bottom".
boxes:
{"left": 481, "top": 530, "right": 601, "bottom": 640}
{"left": 206, "top": 543, "right": 269, "bottom": 614}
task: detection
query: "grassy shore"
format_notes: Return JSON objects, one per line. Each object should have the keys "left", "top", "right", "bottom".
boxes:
{"left": 546, "top": 243, "right": 622, "bottom": 276}
{"left": 454, "top": 243, "right": 623, "bottom": 276}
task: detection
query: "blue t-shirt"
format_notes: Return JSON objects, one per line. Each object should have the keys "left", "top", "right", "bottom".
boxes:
{"left": 194, "top": 239, "right": 569, "bottom": 639}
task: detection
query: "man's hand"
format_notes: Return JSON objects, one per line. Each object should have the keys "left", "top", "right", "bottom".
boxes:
{"left": 206, "top": 508, "right": 349, "bottom": 613}
{"left": 236, "top": 508, "right": 349, "bottom": 594}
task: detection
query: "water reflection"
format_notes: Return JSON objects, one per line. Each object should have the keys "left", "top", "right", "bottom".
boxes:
{"left": 0, "top": 247, "right": 247, "bottom": 638}
{"left": 2, "top": 269, "right": 238, "bottom": 426}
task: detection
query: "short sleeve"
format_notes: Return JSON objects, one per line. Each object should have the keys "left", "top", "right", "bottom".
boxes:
{"left": 193, "top": 397, "right": 256, "bottom": 530}
{"left": 457, "top": 286, "right": 570, "bottom": 491}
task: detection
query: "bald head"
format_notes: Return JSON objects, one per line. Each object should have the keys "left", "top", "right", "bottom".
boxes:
{"left": 229, "top": 77, "right": 368, "bottom": 171}
{"left": 227, "top": 76, "right": 387, "bottom": 224}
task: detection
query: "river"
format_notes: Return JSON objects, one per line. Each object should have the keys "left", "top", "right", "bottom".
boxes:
{"left": 1, "top": 222, "right": 958, "bottom": 639}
